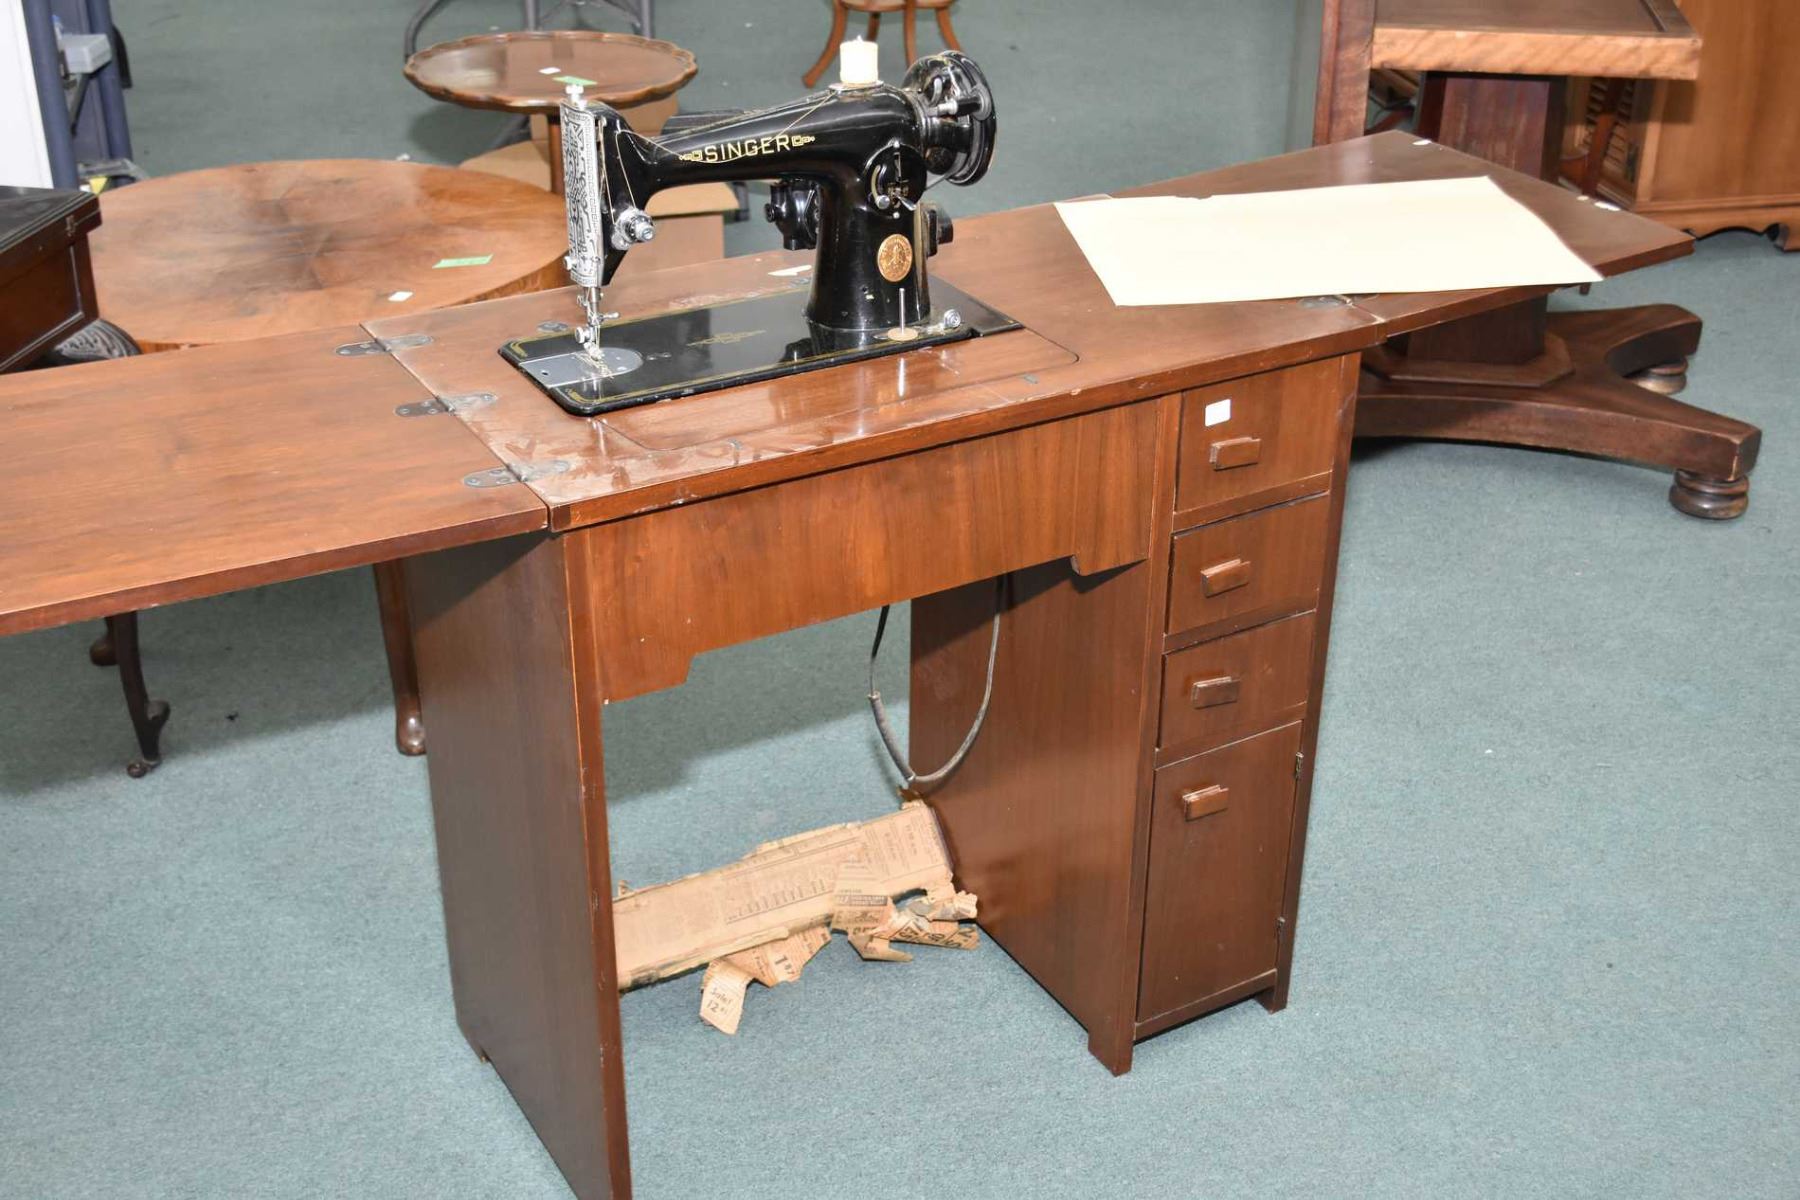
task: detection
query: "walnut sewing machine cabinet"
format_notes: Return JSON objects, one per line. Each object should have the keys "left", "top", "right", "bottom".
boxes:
{"left": 0, "top": 134, "right": 1692, "bottom": 1200}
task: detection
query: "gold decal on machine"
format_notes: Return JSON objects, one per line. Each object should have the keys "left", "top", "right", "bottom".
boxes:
{"left": 679, "top": 134, "right": 816, "bottom": 164}
{"left": 876, "top": 234, "right": 914, "bottom": 283}
{"left": 687, "top": 330, "right": 764, "bottom": 347}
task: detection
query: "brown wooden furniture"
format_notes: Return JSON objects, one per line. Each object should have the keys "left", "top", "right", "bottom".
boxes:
{"left": 0, "top": 185, "right": 169, "bottom": 776}
{"left": 91, "top": 160, "right": 568, "bottom": 353}
{"left": 404, "top": 31, "right": 697, "bottom": 194}
{"left": 0, "top": 186, "right": 100, "bottom": 371}
{"left": 87, "top": 159, "right": 567, "bottom": 757}
{"left": 1560, "top": 0, "right": 1800, "bottom": 248}
{"left": 803, "top": 0, "right": 963, "bottom": 88}
{"left": 0, "top": 134, "right": 1692, "bottom": 1198}
{"left": 1315, "top": 0, "right": 1761, "bottom": 520}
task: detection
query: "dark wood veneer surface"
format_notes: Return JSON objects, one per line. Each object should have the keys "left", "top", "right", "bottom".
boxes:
{"left": 0, "top": 326, "right": 544, "bottom": 637}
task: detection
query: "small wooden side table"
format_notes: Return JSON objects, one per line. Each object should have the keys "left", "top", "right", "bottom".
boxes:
{"left": 89, "top": 159, "right": 568, "bottom": 757}
{"left": 404, "top": 31, "right": 697, "bottom": 194}
{"left": 1317, "top": 0, "right": 1762, "bottom": 519}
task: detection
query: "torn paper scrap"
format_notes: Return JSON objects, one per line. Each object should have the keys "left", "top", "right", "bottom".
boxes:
{"left": 699, "top": 961, "right": 754, "bottom": 1036}
{"left": 1055, "top": 176, "right": 1602, "bottom": 307}
{"left": 612, "top": 802, "right": 979, "bottom": 1035}
{"left": 723, "top": 926, "right": 831, "bottom": 987}
{"left": 612, "top": 801, "right": 957, "bottom": 988}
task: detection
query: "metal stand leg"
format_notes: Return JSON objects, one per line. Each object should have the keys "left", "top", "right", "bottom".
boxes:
{"left": 405, "top": 0, "right": 456, "bottom": 58}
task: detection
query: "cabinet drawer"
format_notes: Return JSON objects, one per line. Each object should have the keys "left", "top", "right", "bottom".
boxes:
{"left": 1159, "top": 612, "right": 1314, "bottom": 758}
{"left": 1174, "top": 357, "right": 1346, "bottom": 527}
{"left": 1166, "top": 494, "right": 1329, "bottom": 639}
{"left": 1138, "top": 721, "right": 1303, "bottom": 1023}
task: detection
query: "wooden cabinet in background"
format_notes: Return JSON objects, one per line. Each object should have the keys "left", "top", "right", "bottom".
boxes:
{"left": 1561, "top": 0, "right": 1800, "bottom": 248}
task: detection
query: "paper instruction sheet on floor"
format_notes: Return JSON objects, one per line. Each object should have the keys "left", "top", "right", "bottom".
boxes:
{"left": 1055, "top": 176, "right": 1603, "bottom": 307}
{"left": 612, "top": 801, "right": 980, "bottom": 1034}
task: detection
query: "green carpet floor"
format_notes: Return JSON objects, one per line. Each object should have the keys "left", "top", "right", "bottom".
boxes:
{"left": 3, "top": 2, "right": 1795, "bottom": 1197}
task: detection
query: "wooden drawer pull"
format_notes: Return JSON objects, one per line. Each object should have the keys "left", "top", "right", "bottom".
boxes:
{"left": 1209, "top": 436, "right": 1262, "bottom": 470}
{"left": 1181, "top": 784, "right": 1230, "bottom": 821}
{"left": 1199, "top": 557, "right": 1251, "bottom": 597}
{"left": 1187, "top": 674, "right": 1241, "bottom": 709}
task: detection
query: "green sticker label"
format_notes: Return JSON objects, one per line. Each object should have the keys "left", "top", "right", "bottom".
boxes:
{"left": 553, "top": 74, "right": 597, "bottom": 87}
{"left": 432, "top": 255, "right": 493, "bottom": 269}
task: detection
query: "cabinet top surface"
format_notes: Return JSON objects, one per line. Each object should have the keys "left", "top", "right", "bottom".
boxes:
{"left": 0, "top": 186, "right": 98, "bottom": 259}
{"left": 0, "top": 325, "right": 545, "bottom": 637}
{"left": 0, "top": 132, "right": 1690, "bottom": 632}
{"left": 1373, "top": 0, "right": 1701, "bottom": 77}
{"left": 1379, "top": 0, "right": 1690, "bottom": 35}
{"left": 365, "top": 131, "right": 1691, "bottom": 529}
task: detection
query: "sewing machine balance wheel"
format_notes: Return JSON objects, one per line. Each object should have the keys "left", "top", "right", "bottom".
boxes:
{"left": 904, "top": 50, "right": 997, "bottom": 185}
{"left": 503, "top": 51, "right": 1017, "bottom": 417}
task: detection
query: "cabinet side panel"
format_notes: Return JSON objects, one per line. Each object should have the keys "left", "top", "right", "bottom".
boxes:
{"left": 407, "top": 535, "right": 631, "bottom": 1200}
{"left": 912, "top": 558, "right": 1159, "bottom": 1055}
{"left": 1266, "top": 354, "right": 1358, "bottom": 1011}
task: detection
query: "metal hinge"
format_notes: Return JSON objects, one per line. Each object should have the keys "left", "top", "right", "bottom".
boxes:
{"left": 335, "top": 332, "right": 433, "bottom": 357}
{"left": 395, "top": 392, "right": 496, "bottom": 417}
{"left": 463, "top": 459, "right": 572, "bottom": 488}
{"left": 1275, "top": 914, "right": 1287, "bottom": 940}
{"left": 1294, "top": 751, "right": 1305, "bottom": 780}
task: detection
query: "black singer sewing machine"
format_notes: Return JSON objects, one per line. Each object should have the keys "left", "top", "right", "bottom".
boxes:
{"left": 500, "top": 50, "right": 1018, "bottom": 416}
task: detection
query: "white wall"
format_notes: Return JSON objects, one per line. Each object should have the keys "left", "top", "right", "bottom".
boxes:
{"left": 0, "top": 1, "right": 53, "bottom": 187}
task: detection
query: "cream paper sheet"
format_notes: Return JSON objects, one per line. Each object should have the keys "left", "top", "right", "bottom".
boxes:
{"left": 1053, "top": 176, "right": 1602, "bottom": 307}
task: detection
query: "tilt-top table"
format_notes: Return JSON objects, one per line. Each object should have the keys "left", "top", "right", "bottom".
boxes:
{"left": 0, "top": 133, "right": 1692, "bottom": 1199}
{"left": 1317, "top": 0, "right": 1760, "bottom": 518}
{"left": 405, "top": 31, "right": 697, "bottom": 194}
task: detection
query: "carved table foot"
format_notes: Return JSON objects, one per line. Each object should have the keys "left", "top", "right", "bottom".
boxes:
{"left": 394, "top": 709, "right": 427, "bottom": 757}
{"left": 1629, "top": 357, "right": 1688, "bottom": 396}
{"left": 374, "top": 561, "right": 427, "bottom": 757}
{"left": 105, "top": 612, "right": 171, "bottom": 778}
{"left": 1669, "top": 470, "right": 1750, "bottom": 520}
{"left": 1359, "top": 305, "right": 1760, "bottom": 518}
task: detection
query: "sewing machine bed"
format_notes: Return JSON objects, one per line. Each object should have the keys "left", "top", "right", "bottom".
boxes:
{"left": 499, "top": 279, "right": 1020, "bottom": 416}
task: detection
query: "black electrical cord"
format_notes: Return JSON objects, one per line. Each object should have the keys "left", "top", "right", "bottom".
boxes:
{"left": 867, "top": 576, "right": 1004, "bottom": 792}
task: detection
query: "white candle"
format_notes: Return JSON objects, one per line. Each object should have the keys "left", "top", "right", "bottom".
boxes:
{"left": 839, "top": 38, "right": 879, "bottom": 87}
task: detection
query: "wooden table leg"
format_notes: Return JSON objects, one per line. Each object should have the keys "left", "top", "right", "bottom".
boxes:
{"left": 104, "top": 612, "right": 171, "bottom": 779}
{"left": 406, "top": 535, "right": 632, "bottom": 1200}
{"left": 802, "top": 0, "right": 848, "bottom": 88}
{"left": 373, "top": 561, "right": 426, "bottom": 756}
{"left": 1358, "top": 72, "right": 1763, "bottom": 518}
{"left": 548, "top": 113, "right": 565, "bottom": 196}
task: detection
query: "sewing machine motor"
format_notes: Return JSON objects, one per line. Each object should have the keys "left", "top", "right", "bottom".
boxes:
{"left": 501, "top": 50, "right": 1018, "bottom": 415}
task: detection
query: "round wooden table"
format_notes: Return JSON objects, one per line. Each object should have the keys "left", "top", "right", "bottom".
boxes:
{"left": 404, "top": 30, "right": 698, "bottom": 192}
{"left": 88, "top": 157, "right": 570, "bottom": 758}
{"left": 90, "top": 158, "right": 567, "bottom": 352}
